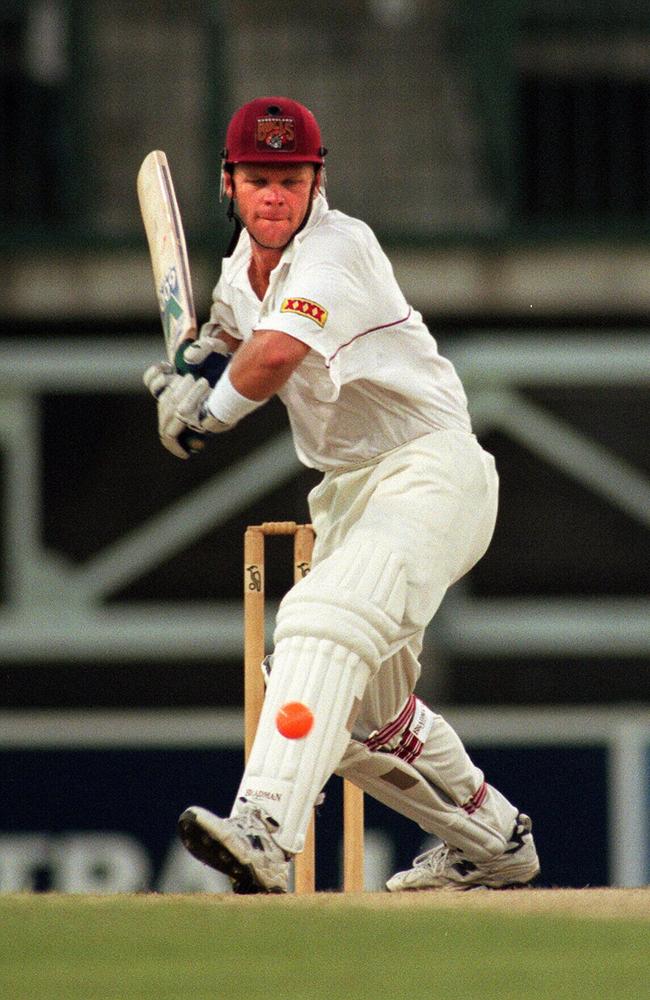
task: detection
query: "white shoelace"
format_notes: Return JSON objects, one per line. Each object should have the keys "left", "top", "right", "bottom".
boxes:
{"left": 412, "top": 844, "right": 458, "bottom": 873}
{"left": 234, "top": 804, "right": 290, "bottom": 862}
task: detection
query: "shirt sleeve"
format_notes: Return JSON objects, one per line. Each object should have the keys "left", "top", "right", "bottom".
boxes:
{"left": 259, "top": 225, "right": 395, "bottom": 356}
{"left": 199, "top": 275, "right": 243, "bottom": 342}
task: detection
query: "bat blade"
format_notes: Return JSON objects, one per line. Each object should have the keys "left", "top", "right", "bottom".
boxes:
{"left": 138, "top": 150, "right": 204, "bottom": 456}
{"left": 137, "top": 150, "right": 197, "bottom": 364}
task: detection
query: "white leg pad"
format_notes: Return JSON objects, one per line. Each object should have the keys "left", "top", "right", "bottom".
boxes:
{"left": 234, "top": 634, "right": 370, "bottom": 855}
{"left": 274, "top": 531, "right": 407, "bottom": 672}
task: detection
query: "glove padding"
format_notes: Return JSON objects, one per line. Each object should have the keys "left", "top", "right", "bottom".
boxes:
{"left": 143, "top": 333, "right": 230, "bottom": 402}
{"left": 158, "top": 373, "right": 228, "bottom": 459}
{"left": 143, "top": 332, "right": 232, "bottom": 458}
{"left": 175, "top": 331, "right": 231, "bottom": 387}
{"left": 143, "top": 360, "right": 175, "bottom": 399}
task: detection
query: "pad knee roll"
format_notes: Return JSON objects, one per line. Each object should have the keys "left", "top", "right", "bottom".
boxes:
{"left": 274, "top": 532, "right": 407, "bottom": 673}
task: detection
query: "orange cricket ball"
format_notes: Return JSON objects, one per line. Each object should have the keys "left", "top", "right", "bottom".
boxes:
{"left": 276, "top": 701, "right": 314, "bottom": 739}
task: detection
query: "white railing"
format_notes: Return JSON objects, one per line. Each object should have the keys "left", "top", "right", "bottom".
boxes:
{"left": 443, "top": 333, "right": 650, "bottom": 657}
{"left": 0, "top": 333, "right": 648, "bottom": 661}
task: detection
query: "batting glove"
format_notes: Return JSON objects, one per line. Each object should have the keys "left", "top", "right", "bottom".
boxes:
{"left": 143, "top": 332, "right": 230, "bottom": 404}
{"left": 176, "top": 331, "right": 231, "bottom": 387}
{"left": 158, "top": 373, "right": 228, "bottom": 459}
{"left": 143, "top": 360, "right": 175, "bottom": 399}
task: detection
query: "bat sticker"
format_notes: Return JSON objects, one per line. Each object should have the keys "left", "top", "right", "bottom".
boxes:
{"left": 158, "top": 265, "right": 186, "bottom": 352}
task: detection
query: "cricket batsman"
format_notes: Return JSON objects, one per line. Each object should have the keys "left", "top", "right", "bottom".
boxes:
{"left": 144, "top": 97, "right": 540, "bottom": 892}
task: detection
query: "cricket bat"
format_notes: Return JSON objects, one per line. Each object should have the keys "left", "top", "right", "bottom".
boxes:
{"left": 137, "top": 150, "right": 197, "bottom": 362}
{"left": 137, "top": 150, "right": 204, "bottom": 454}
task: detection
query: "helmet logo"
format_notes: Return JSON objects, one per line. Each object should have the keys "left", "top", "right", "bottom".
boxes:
{"left": 256, "top": 116, "right": 296, "bottom": 152}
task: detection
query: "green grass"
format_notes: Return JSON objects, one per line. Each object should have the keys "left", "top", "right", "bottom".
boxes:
{"left": 0, "top": 894, "right": 648, "bottom": 1000}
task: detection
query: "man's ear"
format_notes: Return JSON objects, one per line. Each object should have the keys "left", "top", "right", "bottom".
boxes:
{"left": 222, "top": 169, "right": 235, "bottom": 201}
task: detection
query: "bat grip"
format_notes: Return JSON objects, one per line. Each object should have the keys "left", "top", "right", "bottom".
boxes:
{"left": 179, "top": 428, "right": 206, "bottom": 456}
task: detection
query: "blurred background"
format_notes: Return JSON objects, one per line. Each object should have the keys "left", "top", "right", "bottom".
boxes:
{"left": 0, "top": 0, "right": 648, "bottom": 892}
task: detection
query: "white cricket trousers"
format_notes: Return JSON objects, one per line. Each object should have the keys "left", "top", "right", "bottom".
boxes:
{"left": 240, "top": 428, "right": 510, "bottom": 857}
{"left": 307, "top": 428, "right": 499, "bottom": 727}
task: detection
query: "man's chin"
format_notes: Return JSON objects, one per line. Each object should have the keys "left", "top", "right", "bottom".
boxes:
{"left": 249, "top": 231, "right": 295, "bottom": 250}
{"left": 250, "top": 227, "right": 295, "bottom": 250}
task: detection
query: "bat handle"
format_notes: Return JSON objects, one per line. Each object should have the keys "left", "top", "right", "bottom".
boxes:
{"left": 179, "top": 428, "right": 206, "bottom": 456}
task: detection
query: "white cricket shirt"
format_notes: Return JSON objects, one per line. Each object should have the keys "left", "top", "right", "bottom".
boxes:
{"left": 203, "top": 194, "right": 471, "bottom": 470}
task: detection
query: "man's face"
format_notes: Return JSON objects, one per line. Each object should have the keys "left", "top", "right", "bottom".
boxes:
{"left": 226, "top": 163, "right": 319, "bottom": 250}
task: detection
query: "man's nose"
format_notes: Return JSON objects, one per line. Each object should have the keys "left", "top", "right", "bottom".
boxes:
{"left": 264, "top": 184, "right": 285, "bottom": 202}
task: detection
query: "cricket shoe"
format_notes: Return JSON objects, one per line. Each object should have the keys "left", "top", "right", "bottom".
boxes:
{"left": 386, "top": 814, "right": 539, "bottom": 892}
{"left": 178, "top": 803, "right": 291, "bottom": 894}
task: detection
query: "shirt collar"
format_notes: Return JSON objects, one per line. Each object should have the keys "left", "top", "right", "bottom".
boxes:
{"left": 223, "top": 192, "right": 329, "bottom": 290}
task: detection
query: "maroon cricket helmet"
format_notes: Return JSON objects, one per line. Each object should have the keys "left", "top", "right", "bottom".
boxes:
{"left": 222, "top": 97, "right": 327, "bottom": 166}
